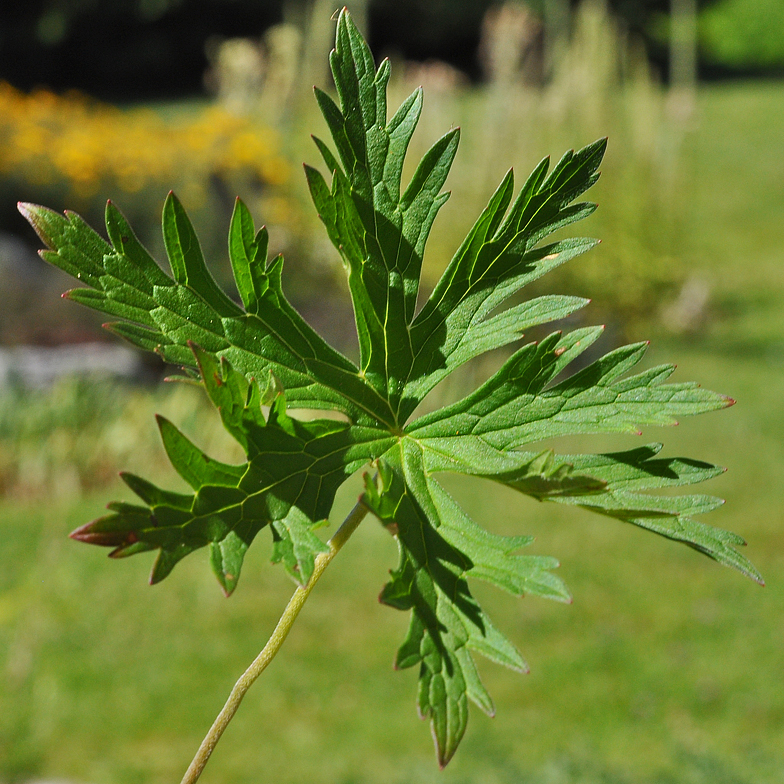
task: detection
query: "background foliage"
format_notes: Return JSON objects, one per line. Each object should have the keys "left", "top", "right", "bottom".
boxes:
{"left": 0, "top": 0, "right": 779, "bottom": 102}
{"left": 698, "top": 0, "right": 784, "bottom": 70}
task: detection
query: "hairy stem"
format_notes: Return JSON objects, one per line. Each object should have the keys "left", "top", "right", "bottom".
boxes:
{"left": 180, "top": 499, "right": 370, "bottom": 784}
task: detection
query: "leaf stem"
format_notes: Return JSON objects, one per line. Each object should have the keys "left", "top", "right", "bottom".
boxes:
{"left": 179, "top": 499, "right": 370, "bottom": 784}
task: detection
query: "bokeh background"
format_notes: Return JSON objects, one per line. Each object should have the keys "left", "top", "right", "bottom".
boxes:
{"left": 1, "top": 1, "right": 783, "bottom": 782}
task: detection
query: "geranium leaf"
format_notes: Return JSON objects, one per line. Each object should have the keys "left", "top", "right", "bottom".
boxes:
{"left": 19, "top": 7, "right": 759, "bottom": 768}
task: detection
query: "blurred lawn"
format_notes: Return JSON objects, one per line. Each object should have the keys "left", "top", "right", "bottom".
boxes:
{"left": 682, "top": 81, "right": 784, "bottom": 352}
{"left": 1, "top": 81, "right": 784, "bottom": 783}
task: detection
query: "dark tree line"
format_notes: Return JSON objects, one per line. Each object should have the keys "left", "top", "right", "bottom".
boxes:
{"left": 0, "top": 0, "right": 286, "bottom": 98}
{"left": 0, "top": 0, "right": 721, "bottom": 99}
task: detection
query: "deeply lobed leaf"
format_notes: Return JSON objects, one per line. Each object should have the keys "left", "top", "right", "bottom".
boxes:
{"left": 18, "top": 7, "right": 759, "bottom": 768}
{"left": 307, "top": 10, "right": 458, "bottom": 405}
{"left": 408, "top": 329, "right": 733, "bottom": 449}
{"left": 71, "top": 345, "right": 392, "bottom": 592}
{"left": 20, "top": 197, "right": 395, "bottom": 426}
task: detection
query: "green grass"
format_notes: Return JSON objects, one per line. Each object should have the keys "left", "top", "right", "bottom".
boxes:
{"left": 2, "top": 80, "right": 784, "bottom": 783}
{"left": 681, "top": 81, "right": 784, "bottom": 352}
{"left": 1, "top": 351, "right": 782, "bottom": 784}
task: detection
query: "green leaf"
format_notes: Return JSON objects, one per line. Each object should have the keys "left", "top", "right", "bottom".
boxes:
{"left": 162, "top": 191, "right": 244, "bottom": 318}
{"left": 19, "top": 7, "right": 760, "bottom": 768}
{"left": 19, "top": 202, "right": 109, "bottom": 287}
{"left": 362, "top": 447, "right": 529, "bottom": 767}
{"left": 21, "top": 195, "right": 396, "bottom": 425}
{"left": 408, "top": 331, "right": 732, "bottom": 449}
{"left": 400, "top": 140, "right": 605, "bottom": 420}
{"left": 105, "top": 199, "right": 173, "bottom": 289}
{"left": 308, "top": 10, "right": 458, "bottom": 404}
{"left": 548, "top": 446, "right": 763, "bottom": 584}
{"left": 71, "top": 347, "right": 392, "bottom": 593}
{"left": 227, "top": 197, "right": 270, "bottom": 316}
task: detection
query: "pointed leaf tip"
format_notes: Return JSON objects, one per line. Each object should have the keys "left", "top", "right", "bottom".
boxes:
{"left": 69, "top": 523, "right": 111, "bottom": 545}
{"left": 70, "top": 520, "right": 134, "bottom": 548}
{"left": 17, "top": 201, "right": 31, "bottom": 221}
{"left": 18, "top": 202, "right": 59, "bottom": 247}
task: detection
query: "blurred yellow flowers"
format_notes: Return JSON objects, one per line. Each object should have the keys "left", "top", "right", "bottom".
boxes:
{"left": 0, "top": 82, "right": 290, "bottom": 206}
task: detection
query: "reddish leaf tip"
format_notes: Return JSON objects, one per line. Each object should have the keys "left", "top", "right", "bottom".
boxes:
{"left": 70, "top": 532, "right": 95, "bottom": 544}
{"left": 17, "top": 201, "right": 38, "bottom": 221}
{"left": 70, "top": 523, "right": 129, "bottom": 548}
{"left": 68, "top": 525, "right": 88, "bottom": 541}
